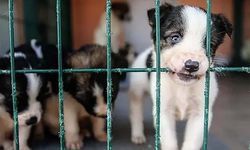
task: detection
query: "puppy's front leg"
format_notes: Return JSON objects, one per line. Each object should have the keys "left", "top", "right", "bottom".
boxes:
{"left": 129, "top": 90, "right": 146, "bottom": 144}
{"left": 181, "top": 111, "right": 213, "bottom": 150}
{"left": 3, "top": 140, "right": 14, "bottom": 150}
{"left": 18, "top": 126, "right": 31, "bottom": 150}
{"left": 64, "top": 108, "right": 83, "bottom": 150}
{"left": 91, "top": 116, "right": 107, "bottom": 142}
{"left": 158, "top": 112, "right": 178, "bottom": 150}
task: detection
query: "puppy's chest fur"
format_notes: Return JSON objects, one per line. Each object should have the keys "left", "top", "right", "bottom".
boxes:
{"left": 160, "top": 75, "right": 204, "bottom": 120}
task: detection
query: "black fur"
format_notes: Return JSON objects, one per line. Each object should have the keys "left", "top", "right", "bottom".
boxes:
{"left": 148, "top": 4, "right": 185, "bottom": 49}
{"left": 147, "top": 3, "right": 233, "bottom": 57}
{"left": 208, "top": 14, "right": 233, "bottom": 57}
{"left": 0, "top": 41, "right": 42, "bottom": 118}
{"left": 112, "top": 2, "right": 131, "bottom": 21}
{"left": 146, "top": 52, "right": 153, "bottom": 79}
{"left": 0, "top": 39, "right": 71, "bottom": 118}
{"left": 0, "top": 57, "right": 29, "bottom": 116}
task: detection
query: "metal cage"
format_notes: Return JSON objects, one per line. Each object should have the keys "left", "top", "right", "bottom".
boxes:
{"left": 1, "top": 0, "right": 250, "bottom": 150}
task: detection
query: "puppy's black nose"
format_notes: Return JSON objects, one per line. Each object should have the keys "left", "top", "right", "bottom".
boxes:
{"left": 184, "top": 59, "right": 199, "bottom": 73}
{"left": 26, "top": 116, "right": 38, "bottom": 125}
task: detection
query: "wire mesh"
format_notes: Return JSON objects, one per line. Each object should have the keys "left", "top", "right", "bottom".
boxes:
{"left": 4, "top": 0, "right": 250, "bottom": 149}
{"left": 56, "top": 0, "right": 66, "bottom": 149}
{"left": 203, "top": 0, "right": 212, "bottom": 149}
{"left": 8, "top": 0, "right": 20, "bottom": 149}
{"left": 154, "top": 0, "right": 161, "bottom": 149}
{"left": 106, "top": 0, "right": 113, "bottom": 149}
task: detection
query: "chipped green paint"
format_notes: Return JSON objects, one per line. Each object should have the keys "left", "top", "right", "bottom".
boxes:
{"left": 56, "top": 0, "right": 65, "bottom": 149}
{"left": 203, "top": 0, "right": 212, "bottom": 150}
{"left": 106, "top": 0, "right": 113, "bottom": 149}
{"left": 2, "top": 67, "right": 250, "bottom": 74}
{"left": 8, "top": 0, "right": 19, "bottom": 149}
{"left": 155, "top": 0, "right": 161, "bottom": 149}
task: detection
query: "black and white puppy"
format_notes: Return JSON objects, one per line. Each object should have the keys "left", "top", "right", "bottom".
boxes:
{"left": 129, "top": 3, "right": 232, "bottom": 150}
{"left": 0, "top": 39, "right": 45, "bottom": 150}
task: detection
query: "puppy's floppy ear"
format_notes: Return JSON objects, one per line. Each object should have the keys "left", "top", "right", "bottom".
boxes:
{"left": 213, "top": 14, "right": 233, "bottom": 38}
{"left": 147, "top": 3, "right": 174, "bottom": 27}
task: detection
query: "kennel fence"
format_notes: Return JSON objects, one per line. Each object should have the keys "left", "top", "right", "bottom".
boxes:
{"left": 1, "top": 0, "right": 250, "bottom": 150}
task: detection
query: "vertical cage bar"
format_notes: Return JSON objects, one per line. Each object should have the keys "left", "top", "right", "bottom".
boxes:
{"left": 203, "top": 0, "right": 212, "bottom": 150}
{"left": 154, "top": 0, "right": 161, "bottom": 149}
{"left": 56, "top": 0, "right": 65, "bottom": 149}
{"left": 106, "top": 0, "right": 112, "bottom": 149}
{"left": 8, "top": 0, "right": 20, "bottom": 149}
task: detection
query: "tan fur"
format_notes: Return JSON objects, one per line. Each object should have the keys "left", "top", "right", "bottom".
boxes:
{"left": 43, "top": 92, "right": 107, "bottom": 150}
{"left": 94, "top": 12, "right": 125, "bottom": 54}
{"left": 67, "top": 45, "right": 107, "bottom": 69}
{"left": 66, "top": 45, "right": 108, "bottom": 88}
{"left": 0, "top": 109, "right": 14, "bottom": 150}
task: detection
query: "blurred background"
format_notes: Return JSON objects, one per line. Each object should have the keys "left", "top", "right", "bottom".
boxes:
{"left": 0, "top": 0, "right": 249, "bottom": 150}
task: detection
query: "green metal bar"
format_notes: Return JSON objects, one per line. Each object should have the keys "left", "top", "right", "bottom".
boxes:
{"left": 106, "top": 0, "right": 112, "bottom": 149}
{"left": 1, "top": 67, "right": 250, "bottom": 74}
{"left": 231, "top": 0, "right": 244, "bottom": 66}
{"left": 210, "top": 67, "right": 250, "bottom": 73}
{"left": 8, "top": 0, "right": 20, "bottom": 149}
{"left": 56, "top": 0, "right": 65, "bottom": 149}
{"left": 0, "top": 68, "right": 169, "bottom": 74}
{"left": 154, "top": 0, "right": 161, "bottom": 149}
{"left": 203, "top": 0, "right": 212, "bottom": 150}
{"left": 23, "top": 0, "right": 40, "bottom": 41}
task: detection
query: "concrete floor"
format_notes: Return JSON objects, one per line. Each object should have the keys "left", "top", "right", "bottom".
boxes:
{"left": 32, "top": 73, "right": 250, "bottom": 150}
{"left": 211, "top": 73, "right": 250, "bottom": 150}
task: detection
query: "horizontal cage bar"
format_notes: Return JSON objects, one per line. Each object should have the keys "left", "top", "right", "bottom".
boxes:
{"left": 0, "top": 67, "right": 249, "bottom": 74}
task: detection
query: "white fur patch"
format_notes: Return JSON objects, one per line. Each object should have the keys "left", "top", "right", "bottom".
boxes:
{"left": 31, "top": 39, "right": 43, "bottom": 59}
{"left": 93, "top": 83, "right": 106, "bottom": 116}
{"left": 25, "top": 73, "right": 41, "bottom": 104}
{"left": 180, "top": 6, "right": 207, "bottom": 51}
{"left": 18, "top": 72, "right": 42, "bottom": 126}
{"left": 94, "top": 12, "right": 123, "bottom": 53}
{"left": 4, "top": 52, "right": 27, "bottom": 58}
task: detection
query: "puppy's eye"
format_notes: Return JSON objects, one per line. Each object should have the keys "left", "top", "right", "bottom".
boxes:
{"left": 167, "top": 33, "right": 182, "bottom": 45}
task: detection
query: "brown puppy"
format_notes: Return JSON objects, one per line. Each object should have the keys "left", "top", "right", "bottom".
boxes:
{"left": 43, "top": 92, "right": 106, "bottom": 150}
{"left": 0, "top": 109, "right": 14, "bottom": 150}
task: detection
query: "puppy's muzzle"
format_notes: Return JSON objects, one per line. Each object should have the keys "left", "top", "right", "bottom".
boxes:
{"left": 184, "top": 59, "right": 199, "bottom": 73}
{"left": 25, "top": 116, "right": 38, "bottom": 126}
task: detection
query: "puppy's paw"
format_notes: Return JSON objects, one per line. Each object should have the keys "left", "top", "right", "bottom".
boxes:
{"left": 66, "top": 140, "right": 83, "bottom": 150}
{"left": 181, "top": 142, "right": 199, "bottom": 150}
{"left": 3, "top": 141, "right": 14, "bottom": 150}
{"left": 19, "top": 145, "right": 31, "bottom": 150}
{"left": 131, "top": 134, "right": 146, "bottom": 144}
{"left": 95, "top": 132, "right": 107, "bottom": 142}
{"left": 161, "top": 144, "right": 178, "bottom": 150}
{"left": 66, "top": 133, "right": 83, "bottom": 150}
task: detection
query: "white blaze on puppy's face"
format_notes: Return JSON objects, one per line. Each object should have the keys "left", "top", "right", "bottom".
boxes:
{"left": 160, "top": 6, "right": 209, "bottom": 84}
{"left": 93, "top": 83, "right": 107, "bottom": 117}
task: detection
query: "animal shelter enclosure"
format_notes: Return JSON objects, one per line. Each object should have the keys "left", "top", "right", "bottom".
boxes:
{"left": 0, "top": 0, "right": 250, "bottom": 150}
